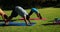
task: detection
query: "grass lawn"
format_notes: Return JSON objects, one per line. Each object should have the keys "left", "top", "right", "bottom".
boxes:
{"left": 0, "top": 7, "right": 60, "bottom": 32}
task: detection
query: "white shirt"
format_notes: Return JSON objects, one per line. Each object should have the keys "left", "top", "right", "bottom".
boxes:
{"left": 15, "top": 6, "right": 28, "bottom": 17}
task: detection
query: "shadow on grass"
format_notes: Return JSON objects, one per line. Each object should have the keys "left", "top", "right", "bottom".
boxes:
{"left": 42, "top": 23, "right": 60, "bottom": 26}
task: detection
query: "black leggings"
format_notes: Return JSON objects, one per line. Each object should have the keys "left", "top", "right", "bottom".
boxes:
{"left": 10, "top": 8, "right": 18, "bottom": 17}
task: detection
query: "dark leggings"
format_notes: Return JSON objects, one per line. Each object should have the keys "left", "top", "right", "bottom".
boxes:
{"left": 10, "top": 8, "right": 18, "bottom": 17}
{"left": 28, "top": 10, "right": 33, "bottom": 16}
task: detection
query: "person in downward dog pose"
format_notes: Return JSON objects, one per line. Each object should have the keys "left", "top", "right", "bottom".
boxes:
{"left": 6, "top": 6, "right": 31, "bottom": 26}
{"left": 28, "top": 8, "right": 42, "bottom": 19}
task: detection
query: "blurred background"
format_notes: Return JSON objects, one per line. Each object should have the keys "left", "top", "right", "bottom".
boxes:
{"left": 0, "top": 0, "right": 60, "bottom": 10}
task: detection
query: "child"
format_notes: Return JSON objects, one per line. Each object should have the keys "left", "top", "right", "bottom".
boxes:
{"left": 29, "top": 8, "right": 42, "bottom": 19}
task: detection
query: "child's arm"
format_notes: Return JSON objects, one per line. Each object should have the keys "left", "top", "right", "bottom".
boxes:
{"left": 23, "top": 15, "right": 29, "bottom": 25}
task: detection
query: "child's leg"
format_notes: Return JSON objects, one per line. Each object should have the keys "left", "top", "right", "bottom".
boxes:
{"left": 28, "top": 10, "right": 34, "bottom": 16}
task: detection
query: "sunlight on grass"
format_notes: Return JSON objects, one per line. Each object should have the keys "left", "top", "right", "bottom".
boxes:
{"left": 0, "top": 7, "right": 60, "bottom": 32}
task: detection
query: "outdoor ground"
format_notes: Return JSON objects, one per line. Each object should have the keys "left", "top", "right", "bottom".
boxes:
{"left": 0, "top": 7, "right": 60, "bottom": 32}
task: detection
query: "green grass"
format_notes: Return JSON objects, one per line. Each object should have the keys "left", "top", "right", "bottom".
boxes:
{"left": 0, "top": 7, "right": 60, "bottom": 32}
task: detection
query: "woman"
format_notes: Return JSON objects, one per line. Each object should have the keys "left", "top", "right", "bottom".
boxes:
{"left": 0, "top": 8, "right": 8, "bottom": 25}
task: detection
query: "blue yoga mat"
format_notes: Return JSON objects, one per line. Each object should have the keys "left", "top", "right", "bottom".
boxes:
{"left": 0, "top": 22, "right": 35, "bottom": 26}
